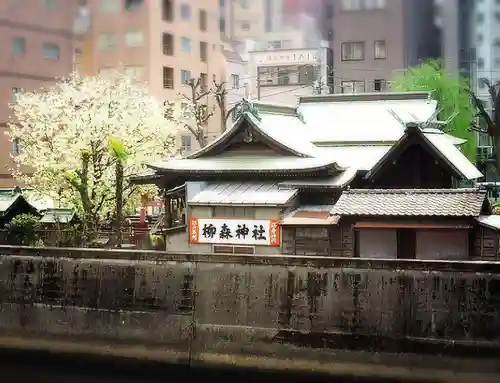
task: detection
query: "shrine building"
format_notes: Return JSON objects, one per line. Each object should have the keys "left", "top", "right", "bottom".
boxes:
{"left": 133, "top": 92, "right": 498, "bottom": 260}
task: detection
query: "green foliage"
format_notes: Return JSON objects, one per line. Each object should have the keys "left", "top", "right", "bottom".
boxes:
{"left": 391, "top": 59, "right": 476, "bottom": 161}
{"left": 108, "top": 136, "right": 128, "bottom": 163}
{"left": 150, "top": 234, "right": 165, "bottom": 250}
{"left": 6, "top": 213, "right": 40, "bottom": 246}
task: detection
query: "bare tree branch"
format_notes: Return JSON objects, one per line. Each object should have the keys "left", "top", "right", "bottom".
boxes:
{"left": 178, "top": 77, "right": 216, "bottom": 147}
{"left": 213, "top": 80, "right": 228, "bottom": 132}
{"left": 468, "top": 88, "right": 494, "bottom": 136}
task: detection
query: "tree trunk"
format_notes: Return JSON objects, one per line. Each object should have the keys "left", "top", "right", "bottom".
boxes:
{"left": 115, "top": 161, "right": 124, "bottom": 248}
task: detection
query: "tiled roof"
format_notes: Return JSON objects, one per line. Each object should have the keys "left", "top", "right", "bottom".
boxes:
{"left": 331, "top": 188, "right": 487, "bottom": 217}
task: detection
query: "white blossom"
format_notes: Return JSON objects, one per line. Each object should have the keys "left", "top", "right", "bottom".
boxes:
{"left": 7, "top": 70, "right": 179, "bottom": 223}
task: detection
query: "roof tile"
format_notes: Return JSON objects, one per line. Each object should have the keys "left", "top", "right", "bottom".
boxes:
{"left": 331, "top": 188, "right": 487, "bottom": 217}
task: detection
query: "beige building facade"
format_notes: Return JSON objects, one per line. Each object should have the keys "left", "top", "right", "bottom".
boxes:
{"left": 0, "top": 0, "right": 77, "bottom": 188}
{"left": 77, "top": 0, "right": 226, "bottom": 154}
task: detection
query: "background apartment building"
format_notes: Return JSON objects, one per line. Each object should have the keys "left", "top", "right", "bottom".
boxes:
{"left": 221, "top": 0, "right": 440, "bottom": 97}
{"left": 76, "top": 0, "right": 225, "bottom": 155}
{"left": 0, "top": 0, "right": 77, "bottom": 187}
{"left": 331, "top": 0, "right": 438, "bottom": 94}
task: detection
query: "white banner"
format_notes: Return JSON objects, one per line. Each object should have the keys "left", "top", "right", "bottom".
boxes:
{"left": 189, "top": 218, "right": 280, "bottom": 246}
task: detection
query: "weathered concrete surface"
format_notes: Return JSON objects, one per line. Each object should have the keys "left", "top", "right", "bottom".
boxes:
{"left": 0, "top": 246, "right": 499, "bottom": 381}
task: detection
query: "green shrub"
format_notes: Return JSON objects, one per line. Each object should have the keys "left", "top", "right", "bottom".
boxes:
{"left": 6, "top": 213, "right": 41, "bottom": 246}
{"left": 150, "top": 234, "right": 165, "bottom": 250}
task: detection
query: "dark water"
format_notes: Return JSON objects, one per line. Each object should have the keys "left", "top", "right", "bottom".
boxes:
{"left": 0, "top": 347, "right": 429, "bottom": 382}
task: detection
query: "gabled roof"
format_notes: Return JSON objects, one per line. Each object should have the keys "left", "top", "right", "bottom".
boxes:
{"left": 0, "top": 193, "right": 39, "bottom": 217}
{"left": 40, "top": 208, "right": 76, "bottom": 224}
{"left": 331, "top": 188, "right": 490, "bottom": 217}
{"left": 366, "top": 123, "right": 483, "bottom": 181}
{"left": 186, "top": 100, "right": 320, "bottom": 159}
{"left": 298, "top": 92, "right": 438, "bottom": 144}
{"left": 150, "top": 100, "right": 344, "bottom": 175}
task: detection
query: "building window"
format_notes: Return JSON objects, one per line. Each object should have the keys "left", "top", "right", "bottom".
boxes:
{"left": 12, "top": 87, "right": 21, "bottom": 102}
{"left": 265, "top": 0, "right": 272, "bottom": 32}
{"left": 43, "top": 43, "right": 60, "bottom": 59}
{"left": 298, "top": 65, "right": 316, "bottom": 84}
{"left": 162, "top": 0, "right": 173, "bottom": 21}
{"left": 100, "top": 0, "right": 120, "bottom": 13}
{"left": 125, "top": 30, "right": 144, "bottom": 47}
{"left": 163, "top": 66, "right": 174, "bottom": 89}
{"left": 477, "top": 13, "right": 484, "bottom": 23}
{"left": 43, "top": 0, "right": 58, "bottom": 12}
{"left": 98, "top": 33, "right": 117, "bottom": 50}
{"left": 200, "top": 41, "right": 208, "bottom": 62}
{"left": 373, "top": 79, "right": 386, "bottom": 92}
{"left": 180, "top": 135, "right": 192, "bottom": 153}
{"left": 180, "top": 4, "right": 191, "bottom": 20}
{"left": 268, "top": 40, "right": 282, "bottom": 49}
{"left": 12, "top": 37, "right": 26, "bottom": 56}
{"left": 99, "top": 67, "right": 114, "bottom": 77}
{"left": 341, "top": 42, "right": 365, "bottom": 61}
{"left": 181, "top": 70, "right": 191, "bottom": 85}
{"left": 212, "top": 206, "right": 255, "bottom": 219}
{"left": 199, "top": 9, "right": 207, "bottom": 31}
{"left": 200, "top": 73, "right": 208, "bottom": 91}
{"left": 125, "top": 0, "right": 143, "bottom": 11}
{"left": 12, "top": 138, "right": 20, "bottom": 155}
{"left": 163, "top": 33, "right": 173, "bottom": 55}
{"left": 478, "top": 58, "right": 484, "bottom": 69}
{"left": 219, "top": 17, "right": 226, "bottom": 33}
{"left": 213, "top": 245, "right": 255, "bottom": 255}
{"left": 231, "top": 74, "right": 240, "bottom": 89}
{"left": 124, "top": 65, "right": 144, "bottom": 80}
{"left": 341, "top": 80, "right": 365, "bottom": 93}
{"left": 241, "top": 21, "right": 250, "bottom": 31}
{"left": 278, "top": 69, "right": 290, "bottom": 85}
{"left": 341, "top": 0, "right": 386, "bottom": 10}
{"left": 240, "top": 0, "right": 248, "bottom": 8}
{"left": 180, "top": 37, "right": 191, "bottom": 52}
{"left": 374, "top": 40, "right": 386, "bottom": 59}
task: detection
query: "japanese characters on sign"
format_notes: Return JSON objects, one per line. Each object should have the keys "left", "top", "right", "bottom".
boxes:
{"left": 253, "top": 49, "right": 318, "bottom": 66}
{"left": 189, "top": 218, "right": 280, "bottom": 246}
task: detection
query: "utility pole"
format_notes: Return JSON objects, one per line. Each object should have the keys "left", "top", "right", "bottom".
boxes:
{"left": 257, "top": 70, "right": 261, "bottom": 100}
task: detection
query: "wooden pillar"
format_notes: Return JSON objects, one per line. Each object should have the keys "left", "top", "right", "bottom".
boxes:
{"left": 496, "top": 232, "right": 500, "bottom": 261}
{"left": 163, "top": 189, "right": 172, "bottom": 229}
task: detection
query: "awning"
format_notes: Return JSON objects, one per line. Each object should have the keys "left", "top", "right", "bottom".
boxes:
{"left": 354, "top": 222, "right": 472, "bottom": 229}
{"left": 281, "top": 206, "right": 339, "bottom": 226}
{"left": 188, "top": 182, "right": 298, "bottom": 206}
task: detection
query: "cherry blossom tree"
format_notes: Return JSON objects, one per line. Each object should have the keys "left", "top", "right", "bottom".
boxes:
{"left": 7, "top": 70, "right": 178, "bottom": 234}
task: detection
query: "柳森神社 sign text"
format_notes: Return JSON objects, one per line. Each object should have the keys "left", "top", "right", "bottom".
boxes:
{"left": 189, "top": 218, "right": 280, "bottom": 246}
